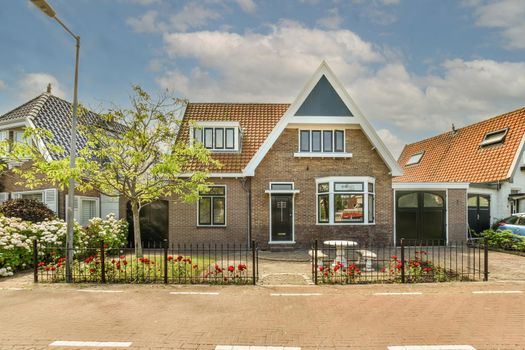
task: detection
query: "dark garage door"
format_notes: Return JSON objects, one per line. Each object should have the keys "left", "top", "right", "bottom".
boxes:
{"left": 468, "top": 194, "right": 490, "bottom": 234}
{"left": 396, "top": 191, "right": 446, "bottom": 244}
{"left": 127, "top": 200, "right": 169, "bottom": 246}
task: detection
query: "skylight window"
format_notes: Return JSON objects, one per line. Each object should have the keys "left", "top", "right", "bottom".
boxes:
{"left": 406, "top": 152, "right": 424, "bottom": 166}
{"left": 480, "top": 128, "right": 508, "bottom": 147}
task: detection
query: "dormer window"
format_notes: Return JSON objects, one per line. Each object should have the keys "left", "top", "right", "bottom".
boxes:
{"left": 191, "top": 122, "right": 240, "bottom": 152}
{"left": 480, "top": 128, "right": 508, "bottom": 147}
{"left": 406, "top": 151, "right": 424, "bottom": 166}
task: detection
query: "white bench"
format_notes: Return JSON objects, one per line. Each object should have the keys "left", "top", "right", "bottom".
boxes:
{"left": 356, "top": 249, "right": 377, "bottom": 271}
{"left": 308, "top": 249, "right": 327, "bottom": 266}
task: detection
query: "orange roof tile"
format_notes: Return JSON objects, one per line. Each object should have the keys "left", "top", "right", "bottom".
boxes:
{"left": 178, "top": 103, "right": 290, "bottom": 173}
{"left": 395, "top": 107, "right": 525, "bottom": 183}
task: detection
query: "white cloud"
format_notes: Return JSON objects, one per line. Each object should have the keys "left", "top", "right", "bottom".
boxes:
{"left": 126, "top": 10, "right": 158, "bottom": 33}
{"left": 377, "top": 128, "right": 404, "bottom": 158}
{"left": 0, "top": 80, "right": 6, "bottom": 91}
{"left": 169, "top": 3, "right": 221, "bottom": 32}
{"left": 125, "top": 0, "right": 160, "bottom": 5}
{"left": 381, "top": 0, "right": 400, "bottom": 5}
{"left": 235, "top": 0, "right": 256, "bottom": 13}
{"left": 17, "top": 73, "right": 65, "bottom": 101}
{"left": 317, "top": 8, "right": 344, "bottom": 29}
{"left": 468, "top": 0, "right": 525, "bottom": 49}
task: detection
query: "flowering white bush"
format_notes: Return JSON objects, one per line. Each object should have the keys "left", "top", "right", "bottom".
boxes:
{"left": 0, "top": 214, "right": 128, "bottom": 277}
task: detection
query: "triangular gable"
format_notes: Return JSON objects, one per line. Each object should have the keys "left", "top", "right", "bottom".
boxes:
{"left": 243, "top": 61, "right": 403, "bottom": 177}
{"left": 294, "top": 75, "right": 353, "bottom": 117}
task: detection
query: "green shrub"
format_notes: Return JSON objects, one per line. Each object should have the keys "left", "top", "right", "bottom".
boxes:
{"left": 481, "top": 229, "right": 525, "bottom": 251}
{"left": 0, "top": 199, "right": 56, "bottom": 223}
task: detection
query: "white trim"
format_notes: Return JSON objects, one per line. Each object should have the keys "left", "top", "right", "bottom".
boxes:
{"left": 392, "top": 182, "right": 470, "bottom": 190}
{"left": 265, "top": 190, "right": 300, "bottom": 194}
{"left": 196, "top": 185, "right": 227, "bottom": 227}
{"left": 293, "top": 152, "right": 353, "bottom": 158}
{"left": 192, "top": 121, "right": 240, "bottom": 128}
{"left": 242, "top": 61, "right": 403, "bottom": 177}
{"left": 289, "top": 116, "right": 359, "bottom": 124}
{"left": 26, "top": 117, "right": 53, "bottom": 162}
{"left": 0, "top": 121, "right": 27, "bottom": 129}
{"left": 507, "top": 132, "right": 525, "bottom": 179}
{"left": 268, "top": 188, "right": 295, "bottom": 244}
{"left": 445, "top": 189, "right": 449, "bottom": 244}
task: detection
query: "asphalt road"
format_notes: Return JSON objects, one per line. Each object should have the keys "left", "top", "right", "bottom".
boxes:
{"left": 1, "top": 282, "right": 524, "bottom": 350}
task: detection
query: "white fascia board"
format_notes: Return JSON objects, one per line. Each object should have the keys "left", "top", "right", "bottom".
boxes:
{"left": 288, "top": 116, "right": 360, "bottom": 125}
{"left": 178, "top": 172, "right": 245, "bottom": 178}
{"left": 242, "top": 61, "right": 403, "bottom": 177}
{"left": 25, "top": 118, "right": 53, "bottom": 162}
{"left": 392, "top": 182, "right": 470, "bottom": 190}
{"left": 192, "top": 121, "right": 240, "bottom": 128}
{"left": 0, "top": 119, "right": 27, "bottom": 129}
{"left": 507, "top": 132, "right": 525, "bottom": 180}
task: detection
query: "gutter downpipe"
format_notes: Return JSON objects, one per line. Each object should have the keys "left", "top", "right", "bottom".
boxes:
{"left": 240, "top": 177, "right": 252, "bottom": 248}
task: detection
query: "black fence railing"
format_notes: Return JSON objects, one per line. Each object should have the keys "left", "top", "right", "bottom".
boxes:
{"left": 33, "top": 240, "right": 259, "bottom": 285}
{"left": 311, "top": 239, "right": 488, "bottom": 284}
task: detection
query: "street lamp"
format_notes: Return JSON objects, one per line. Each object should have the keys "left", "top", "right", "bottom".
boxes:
{"left": 30, "top": 0, "right": 80, "bottom": 283}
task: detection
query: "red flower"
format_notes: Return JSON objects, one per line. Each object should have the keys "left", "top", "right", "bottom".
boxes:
{"left": 57, "top": 257, "right": 66, "bottom": 264}
{"left": 119, "top": 255, "right": 125, "bottom": 260}
{"left": 123, "top": 260, "right": 128, "bottom": 266}
{"left": 84, "top": 256, "right": 94, "bottom": 264}
{"left": 193, "top": 264, "right": 198, "bottom": 269}
{"left": 103, "top": 244, "right": 109, "bottom": 249}
{"left": 89, "top": 268, "right": 96, "bottom": 273}
{"left": 228, "top": 265, "right": 235, "bottom": 272}
{"left": 38, "top": 262, "right": 46, "bottom": 267}
{"left": 379, "top": 267, "right": 386, "bottom": 273}
{"left": 45, "top": 267, "right": 51, "bottom": 271}
{"left": 111, "top": 259, "right": 116, "bottom": 264}
{"left": 214, "top": 264, "right": 223, "bottom": 273}
{"left": 237, "top": 264, "right": 247, "bottom": 271}
{"left": 116, "top": 262, "right": 121, "bottom": 269}
{"left": 177, "top": 255, "right": 183, "bottom": 261}
{"left": 391, "top": 255, "right": 398, "bottom": 260}
{"left": 423, "top": 267, "right": 432, "bottom": 273}
{"left": 167, "top": 256, "right": 174, "bottom": 261}
{"left": 319, "top": 266, "right": 324, "bottom": 272}
{"left": 396, "top": 262, "right": 402, "bottom": 270}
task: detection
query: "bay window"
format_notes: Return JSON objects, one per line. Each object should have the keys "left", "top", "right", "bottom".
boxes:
{"left": 316, "top": 177, "right": 375, "bottom": 224}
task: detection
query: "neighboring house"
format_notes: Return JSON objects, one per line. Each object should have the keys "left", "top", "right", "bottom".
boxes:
{"left": 172, "top": 62, "right": 402, "bottom": 248}
{"left": 394, "top": 107, "right": 525, "bottom": 243}
{"left": 0, "top": 86, "right": 120, "bottom": 225}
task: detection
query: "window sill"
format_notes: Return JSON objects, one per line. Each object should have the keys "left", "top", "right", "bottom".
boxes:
{"left": 316, "top": 222, "right": 376, "bottom": 226}
{"left": 196, "top": 225, "right": 227, "bottom": 228}
{"left": 293, "top": 152, "right": 353, "bottom": 158}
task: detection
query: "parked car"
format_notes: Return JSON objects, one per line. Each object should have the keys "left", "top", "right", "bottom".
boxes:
{"left": 492, "top": 213, "right": 525, "bottom": 236}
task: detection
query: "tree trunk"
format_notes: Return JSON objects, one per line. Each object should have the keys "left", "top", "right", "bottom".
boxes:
{"left": 131, "top": 201, "right": 143, "bottom": 257}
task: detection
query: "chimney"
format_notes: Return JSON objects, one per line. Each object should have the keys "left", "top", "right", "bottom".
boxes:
{"left": 46, "top": 83, "right": 52, "bottom": 94}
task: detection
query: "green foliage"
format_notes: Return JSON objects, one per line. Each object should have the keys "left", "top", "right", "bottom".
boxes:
{"left": 481, "top": 229, "right": 525, "bottom": 251}
{"left": 0, "top": 199, "right": 56, "bottom": 223}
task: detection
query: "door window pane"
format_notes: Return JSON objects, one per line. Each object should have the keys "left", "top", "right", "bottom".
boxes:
{"left": 214, "top": 128, "right": 224, "bottom": 149}
{"left": 323, "top": 130, "right": 333, "bottom": 152}
{"left": 334, "top": 194, "right": 364, "bottom": 223}
{"left": 479, "top": 196, "right": 490, "bottom": 208}
{"left": 198, "top": 197, "right": 211, "bottom": 225}
{"left": 398, "top": 193, "right": 418, "bottom": 208}
{"left": 318, "top": 194, "right": 329, "bottom": 223}
{"left": 212, "top": 197, "right": 225, "bottom": 225}
{"left": 312, "top": 131, "right": 321, "bottom": 152}
{"left": 204, "top": 128, "right": 213, "bottom": 148}
{"left": 225, "top": 128, "right": 235, "bottom": 149}
{"left": 423, "top": 193, "right": 444, "bottom": 207}
{"left": 300, "top": 130, "right": 310, "bottom": 152}
{"left": 334, "top": 130, "right": 344, "bottom": 152}
{"left": 468, "top": 195, "right": 478, "bottom": 207}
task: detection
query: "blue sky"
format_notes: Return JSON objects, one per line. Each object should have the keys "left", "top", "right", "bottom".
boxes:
{"left": 1, "top": 0, "right": 525, "bottom": 156}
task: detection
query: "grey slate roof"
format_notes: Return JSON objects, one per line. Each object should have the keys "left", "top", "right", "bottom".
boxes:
{"left": 0, "top": 93, "right": 113, "bottom": 160}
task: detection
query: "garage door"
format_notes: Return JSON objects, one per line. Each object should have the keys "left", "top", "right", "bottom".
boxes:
{"left": 396, "top": 191, "right": 446, "bottom": 245}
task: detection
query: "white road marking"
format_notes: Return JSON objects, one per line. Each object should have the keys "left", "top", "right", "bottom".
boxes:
{"left": 169, "top": 291, "right": 219, "bottom": 295}
{"left": 50, "top": 341, "right": 132, "bottom": 347}
{"left": 0, "top": 287, "right": 28, "bottom": 291}
{"left": 374, "top": 292, "right": 423, "bottom": 296}
{"left": 216, "top": 346, "right": 301, "bottom": 350}
{"left": 472, "top": 290, "right": 523, "bottom": 294}
{"left": 270, "top": 293, "right": 322, "bottom": 296}
{"left": 388, "top": 346, "right": 475, "bottom": 350}
{"left": 76, "top": 289, "right": 124, "bottom": 293}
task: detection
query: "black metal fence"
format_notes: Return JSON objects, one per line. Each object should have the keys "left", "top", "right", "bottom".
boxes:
{"left": 311, "top": 239, "right": 488, "bottom": 284}
{"left": 33, "top": 240, "right": 259, "bottom": 285}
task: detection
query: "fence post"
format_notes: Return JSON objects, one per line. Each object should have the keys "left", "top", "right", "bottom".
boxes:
{"left": 33, "top": 240, "right": 38, "bottom": 283}
{"left": 164, "top": 239, "right": 168, "bottom": 284}
{"left": 400, "top": 238, "right": 405, "bottom": 284}
{"left": 483, "top": 239, "right": 489, "bottom": 282}
{"left": 252, "top": 240, "right": 256, "bottom": 285}
{"left": 100, "top": 240, "right": 106, "bottom": 284}
{"left": 314, "top": 240, "right": 318, "bottom": 285}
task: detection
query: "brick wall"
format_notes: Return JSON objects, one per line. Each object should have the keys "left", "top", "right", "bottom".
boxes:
{"left": 252, "top": 128, "right": 394, "bottom": 248}
{"left": 168, "top": 178, "right": 249, "bottom": 244}
{"left": 448, "top": 189, "right": 467, "bottom": 243}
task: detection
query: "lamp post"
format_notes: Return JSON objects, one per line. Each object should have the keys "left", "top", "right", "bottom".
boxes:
{"left": 30, "top": 0, "right": 79, "bottom": 283}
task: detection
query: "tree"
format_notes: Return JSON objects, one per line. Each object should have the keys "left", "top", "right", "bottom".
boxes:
{"left": 6, "top": 86, "right": 219, "bottom": 256}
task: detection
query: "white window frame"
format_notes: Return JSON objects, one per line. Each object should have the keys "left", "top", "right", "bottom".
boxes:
{"left": 197, "top": 185, "right": 227, "bottom": 227}
{"left": 295, "top": 129, "right": 352, "bottom": 158}
{"left": 78, "top": 196, "right": 100, "bottom": 227}
{"left": 406, "top": 151, "right": 424, "bottom": 166}
{"left": 480, "top": 128, "right": 508, "bottom": 147}
{"left": 190, "top": 121, "right": 240, "bottom": 152}
{"left": 315, "top": 176, "right": 375, "bottom": 225}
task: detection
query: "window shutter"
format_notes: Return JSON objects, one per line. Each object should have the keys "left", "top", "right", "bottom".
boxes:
{"left": 0, "top": 192, "right": 9, "bottom": 203}
{"left": 11, "top": 192, "right": 22, "bottom": 199}
{"left": 100, "top": 194, "right": 119, "bottom": 219}
{"left": 80, "top": 199, "right": 98, "bottom": 226}
{"left": 44, "top": 189, "right": 58, "bottom": 213}
{"left": 65, "top": 195, "right": 80, "bottom": 222}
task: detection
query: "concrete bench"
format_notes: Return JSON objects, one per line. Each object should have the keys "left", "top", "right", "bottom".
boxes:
{"left": 356, "top": 249, "right": 377, "bottom": 271}
{"left": 308, "top": 249, "right": 327, "bottom": 266}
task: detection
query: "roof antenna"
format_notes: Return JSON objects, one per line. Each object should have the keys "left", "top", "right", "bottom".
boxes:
{"left": 46, "top": 83, "right": 52, "bottom": 94}
{"left": 451, "top": 123, "right": 457, "bottom": 135}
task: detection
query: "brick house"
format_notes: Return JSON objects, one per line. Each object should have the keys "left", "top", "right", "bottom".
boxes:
{"left": 0, "top": 87, "right": 121, "bottom": 225}
{"left": 172, "top": 62, "right": 402, "bottom": 248}
{"left": 394, "top": 107, "right": 525, "bottom": 243}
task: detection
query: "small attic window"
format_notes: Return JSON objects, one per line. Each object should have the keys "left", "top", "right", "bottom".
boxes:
{"left": 406, "top": 152, "right": 424, "bottom": 166}
{"left": 480, "top": 128, "right": 508, "bottom": 147}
